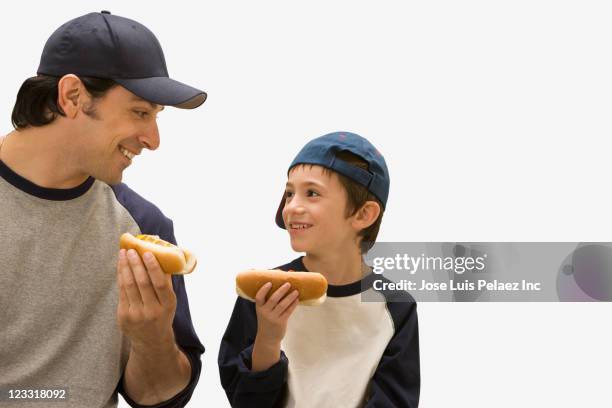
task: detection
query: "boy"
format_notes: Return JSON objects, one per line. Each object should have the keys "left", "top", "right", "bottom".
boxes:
{"left": 218, "top": 132, "right": 420, "bottom": 407}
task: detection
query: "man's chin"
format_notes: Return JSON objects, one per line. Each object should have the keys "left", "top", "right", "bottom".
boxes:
{"left": 96, "top": 172, "right": 123, "bottom": 185}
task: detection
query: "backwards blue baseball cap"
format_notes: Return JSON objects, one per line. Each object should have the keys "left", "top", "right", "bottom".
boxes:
{"left": 275, "top": 131, "right": 390, "bottom": 229}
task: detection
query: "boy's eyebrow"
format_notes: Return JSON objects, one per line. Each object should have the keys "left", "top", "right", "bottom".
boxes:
{"left": 285, "top": 180, "right": 326, "bottom": 189}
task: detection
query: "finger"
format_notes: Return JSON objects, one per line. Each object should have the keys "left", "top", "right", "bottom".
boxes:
{"left": 279, "top": 296, "right": 300, "bottom": 319}
{"left": 118, "top": 249, "right": 141, "bottom": 307}
{"left": 142, "top": 251, "right": 174, "bottom": 305}
{"left": 117, "top": 250, "right": 130, "bottom": 309}
{"left": 266, "top": 282, "right": 292, "bottom": 306}
{"left": 272, "top": 289, "right": 300, "bottom": 315}
{"left": 126, "top": 249, "right": 160, "bottom": 306}
{"left": 121, "top": 249, "right": 144, "bottom": 307}
{"left": 255, "top": 282, "right": 273, "bottom": 307}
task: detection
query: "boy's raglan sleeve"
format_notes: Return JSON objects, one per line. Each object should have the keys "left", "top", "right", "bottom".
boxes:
{"left": 365, "top": 298, "right": 421, "bottom": 408}
{"left": 218, "top": 296, "right": 289, "bottom": 407}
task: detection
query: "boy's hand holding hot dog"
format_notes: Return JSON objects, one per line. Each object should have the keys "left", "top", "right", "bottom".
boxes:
{"left": 251, "top": 282, "right": 300, "bottom": 372}
{"left": 233, "top": 269, "right": 327, "bottom": 371}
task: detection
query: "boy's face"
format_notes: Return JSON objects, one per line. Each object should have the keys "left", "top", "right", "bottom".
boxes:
{"left": 283, "top": 164, "right": 358, "bottom": 255}
{"left": 72, "top": 85, "right": 164, "bottom": 185}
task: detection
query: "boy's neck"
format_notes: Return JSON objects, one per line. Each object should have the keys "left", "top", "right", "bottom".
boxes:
{"left": 303, "top": 246, "right": 367, "bottom": 286}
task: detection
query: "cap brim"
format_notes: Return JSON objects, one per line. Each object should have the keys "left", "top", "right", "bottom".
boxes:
{"left": 275, "top": 193, "right": 287, "bottom": 229}
{"left": 114, "top": 77, "right": 207, "bottom": 109}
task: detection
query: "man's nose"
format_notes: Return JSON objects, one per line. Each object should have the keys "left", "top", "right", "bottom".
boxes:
{"left": 138, "top": 120, "right": 160, "bottom": 150}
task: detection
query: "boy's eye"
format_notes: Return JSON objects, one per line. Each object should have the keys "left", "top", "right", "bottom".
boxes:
{"left": 285, "top": 191, "right": 294, "bottom": 199}
{"left": 307, "top": 189, "right": 320, "bottom": 197}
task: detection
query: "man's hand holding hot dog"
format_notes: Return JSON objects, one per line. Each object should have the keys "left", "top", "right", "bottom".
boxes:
{"left": 116, "top": 249, "right": 192, "bottom": 405}
{"left": 251, "top": 282, "right": 300, "bottom": 372}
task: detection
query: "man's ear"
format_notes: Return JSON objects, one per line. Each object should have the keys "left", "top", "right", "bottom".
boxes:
{"left": 57, "top": 74, "right": 87, "bottom": 118}
{"left": 351, "top": 200, "right": 381, "bottom": 231}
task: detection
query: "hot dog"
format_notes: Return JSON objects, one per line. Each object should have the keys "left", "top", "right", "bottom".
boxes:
{"left": 119, "top": 232, "right": 197, "bottom": 275}
{"left": 236, "top": 269, "right": 328, "bottom": 306}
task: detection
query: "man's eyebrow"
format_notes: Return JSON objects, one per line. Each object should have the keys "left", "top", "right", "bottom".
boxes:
{"left": 130, "top": 96, "right": 164, "bottom": 111}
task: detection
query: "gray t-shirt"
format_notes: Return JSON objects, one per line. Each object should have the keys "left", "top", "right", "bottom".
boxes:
{"left": 0, "top": 159, "right": 203, "bottom": 408}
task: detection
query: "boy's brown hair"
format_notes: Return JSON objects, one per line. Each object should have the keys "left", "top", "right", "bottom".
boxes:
{"left": 315, "top": 150, "right": 384, "bottom": 253}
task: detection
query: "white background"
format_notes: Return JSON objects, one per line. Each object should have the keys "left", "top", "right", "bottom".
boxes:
{"left": 2, "top": 1, "right": 612, "bottom": 407}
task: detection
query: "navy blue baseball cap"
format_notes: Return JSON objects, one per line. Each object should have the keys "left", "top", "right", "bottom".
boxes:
{"left": 275, "top": 131, "right": 390, "bottom": 229}
{"left": 37, "top": 11, "right": 206, "bottom": 109}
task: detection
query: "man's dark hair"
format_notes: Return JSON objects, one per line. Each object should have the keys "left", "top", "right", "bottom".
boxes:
{"left": 11, "top": 75, "right": 117, "bottom": 129}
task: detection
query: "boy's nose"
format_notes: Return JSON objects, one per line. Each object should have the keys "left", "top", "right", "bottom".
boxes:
{"left": 284, "top": 198, "right": 306, "bottom": 216}
{"left": 291, "top": 206, "right": 306, "bottom": 214}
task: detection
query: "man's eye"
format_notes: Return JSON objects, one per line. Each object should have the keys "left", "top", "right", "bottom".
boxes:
{"left": 307, "top": 190, "right": 320, "bottom": 197}
{"left": 134, "top": 111, "right": 149, "bottom": 118}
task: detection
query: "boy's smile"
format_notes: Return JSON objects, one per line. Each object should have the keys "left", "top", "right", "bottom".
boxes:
{"left": 288, "top": 222, "right": 313, "bottom": 230}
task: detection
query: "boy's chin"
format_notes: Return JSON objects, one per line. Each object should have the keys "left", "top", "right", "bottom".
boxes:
{"left": 289, "top": 238, "right": 313, "bottom": 254}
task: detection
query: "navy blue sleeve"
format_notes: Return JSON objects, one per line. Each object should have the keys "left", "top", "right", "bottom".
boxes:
{"left": 364, "top": 291, "right": 421, "bottom": 408}
{"left": 218, "top": 297, "right": 288, "bottom": 407}
{"left": 112, "top": 183, "right": 204, "bottom": 408}
{"left": 217, "top": 260, "right": 301, "bottom": 407}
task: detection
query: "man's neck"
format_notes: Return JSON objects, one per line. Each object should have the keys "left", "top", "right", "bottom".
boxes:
{"left": 1, "top": 128, "right": 89, "bottom": 189}
{"left": 303, "top": 244, "right": 367, "bottom": 286}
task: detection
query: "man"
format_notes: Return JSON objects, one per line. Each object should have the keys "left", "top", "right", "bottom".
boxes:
{"left": 0, "top": 11, "right": 205, "bottom": 408}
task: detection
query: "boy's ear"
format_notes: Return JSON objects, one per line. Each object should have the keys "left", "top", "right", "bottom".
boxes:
{"left": 57, "top": 74, "right": 88, "bottom": 119}
{"left": 351, "top": 200, "right": 381, "bottom": 231}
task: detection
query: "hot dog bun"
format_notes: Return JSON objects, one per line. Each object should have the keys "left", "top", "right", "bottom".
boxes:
{"left": 119, "top": 232, "right": 197, "bottom": 275}
{"left": 236, "top": 269, "right": 328, "bottom": 306}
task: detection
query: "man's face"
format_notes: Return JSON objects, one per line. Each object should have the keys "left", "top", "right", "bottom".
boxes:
{"left": 282, "top": 165, "right": 357, "bottom": 256}
{"left": 73, "top": 85, "right": 164, "bottom": 184}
